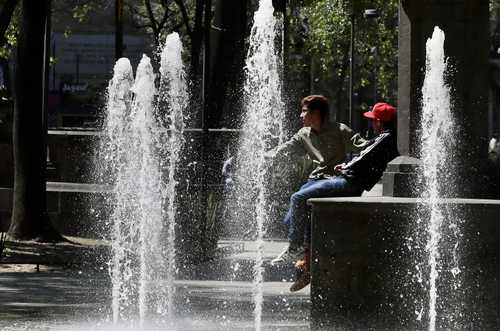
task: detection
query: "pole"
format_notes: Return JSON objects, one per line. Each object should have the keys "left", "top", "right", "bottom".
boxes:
{"left": 349, "top": 12, "right": 354, "bottom": 128}
{"left": 42, "top": 0, "right": 51, "bottom": 179}
{"left": 200, "top": 0, "right": 211, "bottom": 257}
{"left": 282, "top": 1, "right": 288, "bottom": 84}
{"left": 51, "top": 38, "right": 56, "bottom": 90}
{"left": 115, "top": 0, "right": 123, "bottom": 61}
{"left": 281, "top": 1, "right": 289, "bottom": 123}
{"left": 373, "top": 46, "right": 377, "bottom": 104}
{"left": 75, "top": 54, "right": 80, "bottom": 84}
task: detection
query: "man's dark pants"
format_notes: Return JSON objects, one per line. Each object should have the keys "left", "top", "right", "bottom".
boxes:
{"left": 284, "top": 176, "right": 362, "bottom": 248}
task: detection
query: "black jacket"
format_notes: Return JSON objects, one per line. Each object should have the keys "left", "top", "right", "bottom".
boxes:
{"left": 339, "top": 130, "right": 399, "bottom": 191}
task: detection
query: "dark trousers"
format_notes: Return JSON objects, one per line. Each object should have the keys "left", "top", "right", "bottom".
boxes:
{"left": 284, "top": 176, "right": 362, "bottom": 247}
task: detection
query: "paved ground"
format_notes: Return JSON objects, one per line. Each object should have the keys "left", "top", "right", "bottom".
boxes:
{"left": 0, "top": 272, "right": 310, "bottom": 330}
{"left": 0, "top": 239, "right": 310, "bottom": 330}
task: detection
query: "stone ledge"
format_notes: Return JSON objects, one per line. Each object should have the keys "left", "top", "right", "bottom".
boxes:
{"left": 308, "top": 196, "right": 500, "bottom": 206}
{"left": 46, "top": 182, "right": 112, "bottom": 193}
{"left": 308, "top": 196, "right": 500, "bottom": 330}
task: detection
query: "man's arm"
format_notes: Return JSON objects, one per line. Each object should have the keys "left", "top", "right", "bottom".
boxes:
{"left": 266, "top": 128, "right": 307, "bottom": 161}
{"left": 339, "top": 123, "right": 369, "bottom": 154}
{"left": 341, "top": 132, "right": 393, "bottom": 172}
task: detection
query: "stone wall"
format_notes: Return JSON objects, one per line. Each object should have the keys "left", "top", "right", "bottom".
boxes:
{"left": 393, "top": 0, "right": 492, "bottom": 198}
{"left": 310, "top": 197, "right": 500, "bottom": 330}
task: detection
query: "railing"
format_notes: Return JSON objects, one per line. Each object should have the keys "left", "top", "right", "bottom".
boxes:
{"left": 48, "top": 128, "right": 243, "bottom": 136}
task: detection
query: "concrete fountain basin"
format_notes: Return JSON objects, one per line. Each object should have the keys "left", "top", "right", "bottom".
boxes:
{"left": 309, "top": 196, "right": 500, "bottom": 330}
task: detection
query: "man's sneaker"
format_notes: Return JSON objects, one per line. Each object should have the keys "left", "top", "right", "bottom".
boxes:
{"left": 290, "top": 271, "right": 311, "bottom": 292}
{"left": 271, "top": 245, "right": 303, "bottom": 265}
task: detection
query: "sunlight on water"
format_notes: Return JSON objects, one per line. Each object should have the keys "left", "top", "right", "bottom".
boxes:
{"left": 420, "top": 26, "right": 462, "bottom": 331}
{"left": 158, "top": 32, "right": 189, "bottom": 320}
{"left": 229, "top": 0, "right": 286, "bottom": 329}
{"left": 99, "top": 32, "right": 188, "bottom": 326}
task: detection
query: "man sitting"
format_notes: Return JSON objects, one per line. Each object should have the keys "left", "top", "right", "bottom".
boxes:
{"left": 289, "top": 102, "right": 400, "bottom": 292}
{"left": 268, "top": 95, "right": 366, "bottom": 264}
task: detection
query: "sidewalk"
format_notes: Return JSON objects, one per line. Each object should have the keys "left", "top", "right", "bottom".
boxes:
{"left": 0, "top": 237, "right": 310, "bottom": 330}
{"left": 0, "top": 270, "right": 310, "bottom": 330}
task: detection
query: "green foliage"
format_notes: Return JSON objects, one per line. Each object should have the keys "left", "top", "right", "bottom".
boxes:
{"left": 0, "top": 4, "right": 19, "bottom": 60}
{"left": 72, "top": 3, "right": 95, "bottom": 23}
{"left": 303, "top": 0, "right": 349, "bottom": 78}
{"left": 492, "top": 0, "right": 500, "bottom": 11}
{"left": 0, "top": 0, "right": 106, "bottom": 61}
{"left": 491, "top": 0, "right": 500, "bottom": 21}
{"left": 301, "top": 0, "right": 398, "bottom": 104}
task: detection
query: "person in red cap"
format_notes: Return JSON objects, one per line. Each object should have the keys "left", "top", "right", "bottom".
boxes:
{"left": 333, "top": 102, "right": 398, "bottom": 191}
{"left": 289, "top": 101, "right": 399, "bottom": 292}
{"left": 363, "top": 102, "right": 397, "bottom": 128}
{"left": 269, "top": 95, "right": 367, "bottom": 266}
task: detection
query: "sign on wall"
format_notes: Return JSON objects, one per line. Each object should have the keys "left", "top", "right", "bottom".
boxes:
{"left": 50, "top": 32, "right": 150, "bottom": 89}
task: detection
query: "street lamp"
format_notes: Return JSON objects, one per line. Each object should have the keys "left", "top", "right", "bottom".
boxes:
{"left": 348, "top": 10, "right": 354, "bottom": 127}
{"left": 348, "top": 8, "right": 379, "bottom": 129}
{"left": 363, "top": 9, "right": 379, "bottom": 137}
{"left": 364, "top": 9, "right": 379, "bottom": 105}
{"left": 370, "top": 46, "right": 378, "bottom": 104}
{"left": 363, "top": 9, "right": 379, "bottom": 19}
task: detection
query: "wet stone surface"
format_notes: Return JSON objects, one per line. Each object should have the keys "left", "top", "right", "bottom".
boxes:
{"left": 0, "top": 271, "right": 311, "bottom": 330}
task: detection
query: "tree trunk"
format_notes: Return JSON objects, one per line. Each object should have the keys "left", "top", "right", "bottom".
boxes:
{"left": 8, "top": 0, "right": 62, "bottom": 242}
{"left": 335, "top": 42, "right": 351, "bottom": 124}
{"left": 115, "top": 0, "right": 124, "bottom": 61}
{"left": 207, "top": 0, "right": 247, "bottom": 128}
{"left": 189, "top": 0, "right": 205, "bottom": 79}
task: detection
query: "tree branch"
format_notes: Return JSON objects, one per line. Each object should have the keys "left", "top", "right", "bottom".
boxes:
{"left": 133, "top": 22, "right": 156, "bottom": 30}
{"left": 127, "top": 4, "right": 150, "bottom": 30}
{"left": 172, "top": 22, "right": 184, "bottom": 31}
{"left": 159, "top": 0, "right": 172, "bottom": 10}
{"left": 129, "top": 4, "right": 152, "bottom": 22}
{"left": 144, "top": 0, "right": 159, "bottom": 35}
{"left": 189, "top": 0, "right": 204, "bottom": 76}
{"left": 157, "top": 1, "right": 170, "bottom": 33}
{"left": 173, "top": 0, "right": 192, "bottom": 36}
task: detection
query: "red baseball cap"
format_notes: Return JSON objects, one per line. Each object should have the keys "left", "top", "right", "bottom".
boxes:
{"left": 363, "top": 102, "right": 396, "bottom": 122}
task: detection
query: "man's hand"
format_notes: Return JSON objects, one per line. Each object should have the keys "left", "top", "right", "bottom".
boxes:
{"left": 263, "top": 151, "right": 273, "bottom": 163}
{"left": 334, "top": 163, "right": 344, "bottom": 175}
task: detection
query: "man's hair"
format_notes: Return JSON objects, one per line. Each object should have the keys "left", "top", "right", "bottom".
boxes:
{"left": 301, "top": 95, "right": 329, "bottom": 123}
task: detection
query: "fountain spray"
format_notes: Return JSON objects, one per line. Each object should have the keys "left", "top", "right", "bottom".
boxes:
{"left": 234, "top": 0, "right": 286, "bottom": 329}
{"left": 420, "top": 26, "right": 462, "bottom": 331}
{"left": 103, "top": 32, "right": 188, "bottom": 326}
{"left": 157, "top": 32, "right": 189, "bottom": 319}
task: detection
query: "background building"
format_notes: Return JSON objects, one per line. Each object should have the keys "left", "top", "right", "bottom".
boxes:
{"left": 49, "top": 2, "right": 151, "bottom": 127}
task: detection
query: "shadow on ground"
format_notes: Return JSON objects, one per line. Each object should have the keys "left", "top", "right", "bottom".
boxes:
{"left": 0, "top": 236, "right": 110, "bottom": 270}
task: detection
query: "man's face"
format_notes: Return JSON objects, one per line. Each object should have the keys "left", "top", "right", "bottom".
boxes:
{"left": 371, "top": 118, "right": 384, "bottom": 133}
{"left": 300, "top": 106, "right": 317, "bottom": 127}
